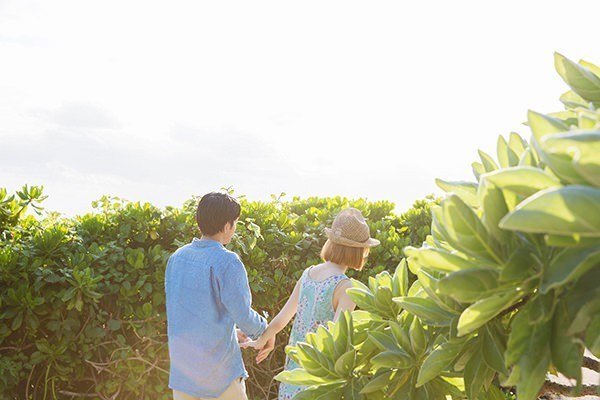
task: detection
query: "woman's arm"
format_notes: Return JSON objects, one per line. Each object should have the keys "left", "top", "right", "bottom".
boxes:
{"left": 333, "top": 279, "right": 356, "bottom": 322}
{"left": 250, "top": 278, "right": 302, "bottom": 350}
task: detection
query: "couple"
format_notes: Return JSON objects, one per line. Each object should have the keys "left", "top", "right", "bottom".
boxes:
{"left": 164, "top": 192, "right": 380, "bottom": 400}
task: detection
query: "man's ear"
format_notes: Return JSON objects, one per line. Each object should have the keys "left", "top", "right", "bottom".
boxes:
{"left": 223, "top": 221, "right": 234, "bottom": 232}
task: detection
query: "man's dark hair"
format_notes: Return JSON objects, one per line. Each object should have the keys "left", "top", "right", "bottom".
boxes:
{"left": 196, "top": 192, "right": 241, "bottom": 235}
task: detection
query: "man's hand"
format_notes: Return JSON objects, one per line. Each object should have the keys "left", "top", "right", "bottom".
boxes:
{"left": 255, "top": 336, "right": 275, "bottom": 364}
{"left": 236, "top": 329, "right": 251, "bottom": 346}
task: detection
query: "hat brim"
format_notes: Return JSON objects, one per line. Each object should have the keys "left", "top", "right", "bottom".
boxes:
{"left": 324, "top": 228, "right": 380, "bottom": 248}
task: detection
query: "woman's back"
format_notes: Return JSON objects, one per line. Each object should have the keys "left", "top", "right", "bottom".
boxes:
{"left": 278, "top": 264, "right": 348, "bottom": 400}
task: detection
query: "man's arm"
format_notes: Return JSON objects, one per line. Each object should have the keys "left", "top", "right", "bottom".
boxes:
{"left": 218, "top": 256, "right": 267, "bottom": 340}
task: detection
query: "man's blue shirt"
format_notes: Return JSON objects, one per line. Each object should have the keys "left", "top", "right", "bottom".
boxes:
{"left": 165, "top": 238, "right": 267, "bottom": 398}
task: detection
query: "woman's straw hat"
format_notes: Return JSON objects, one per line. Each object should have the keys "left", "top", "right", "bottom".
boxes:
{"left": 324, "top": 208, "right": 380, "bottom": 248}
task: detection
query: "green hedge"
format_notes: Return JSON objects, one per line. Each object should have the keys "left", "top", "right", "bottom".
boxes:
{"left": 0, "top": 188, "right": 436, "bottom": 399}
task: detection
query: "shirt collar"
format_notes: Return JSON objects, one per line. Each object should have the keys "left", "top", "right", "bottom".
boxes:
{"left": 192, "top": 237, "right": 224, "bottom": 248}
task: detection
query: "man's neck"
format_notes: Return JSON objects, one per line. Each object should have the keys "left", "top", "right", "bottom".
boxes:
{"left": 201, "top": 234, "right": 226, "bottom": 245}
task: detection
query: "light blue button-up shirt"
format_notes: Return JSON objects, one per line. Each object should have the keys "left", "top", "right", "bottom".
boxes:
{"left": 165, "top": 238, "right": 267, "bottom": 398}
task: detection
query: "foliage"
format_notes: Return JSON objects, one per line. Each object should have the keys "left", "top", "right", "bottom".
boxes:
{"left": 278, "top": 53, "right": 600, "bottom": 399}
{"left": 0, "top": 188, "right": 436, "bottom": 399}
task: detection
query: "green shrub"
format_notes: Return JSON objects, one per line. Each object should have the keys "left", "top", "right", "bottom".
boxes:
{"left": 0, "top": 188, "right": 436, "bottom": 399}
{"left": 278, "top": 53, "right": 600, "bottom": 399}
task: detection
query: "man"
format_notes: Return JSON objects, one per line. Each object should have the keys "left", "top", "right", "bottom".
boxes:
{"left": 165, "top": 192, "right": 274, "bottom": 399}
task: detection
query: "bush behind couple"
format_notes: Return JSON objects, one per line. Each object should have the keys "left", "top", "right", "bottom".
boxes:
{"left": 165, "top": 192, "right": 380, "bottom": 400}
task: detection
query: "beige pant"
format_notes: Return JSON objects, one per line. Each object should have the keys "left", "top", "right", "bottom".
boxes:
{"left": 173, "top": 379, "right": 248, "bottom": 400}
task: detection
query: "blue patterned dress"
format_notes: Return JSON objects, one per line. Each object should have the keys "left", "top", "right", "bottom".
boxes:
{"left": 278, "top": 266, "right": 348, "bottom": 400}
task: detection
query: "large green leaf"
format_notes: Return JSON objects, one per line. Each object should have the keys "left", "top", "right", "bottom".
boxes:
{"left": 481, "top": 167, "right": 560, "bottom": 198}
{"left": 549, "top": 110, "right": 578, "bottom": 126}
{"left": 389, "top": 320, "right": 413, "bottom": 355}
{"left": 528, "top": 109, "right": 568, "bottom": 139}
{"left": 333, "top": 311, "right": 351, "bottom": 357}
{"left": 564, "top": 267, "right": 600, "bottom": 335}
{"left": 541, "top": 245, "right": 600, "bottom": 293}
{"left": 478, "top": 150, "right": 499, "bottom": 173}
{"left": 393, "top": 297, "right": 456, "bottom": 326}
{"left": 359, "top": 370, "right": 395, "bottom": 394}
{"left": 486, "top": 385, "right": 508, "bottom": 400}
{"left": 343, "top": 380, "right": 362, "bottom": 400}
{"left": 417, "top": 341, "right": 463, "bottom": 387}
{"left": 346, "top": 287, "right": 377, "bottom": 313}
{"left": 497, "top": 135, "right": 520, "bottom": 168}
{"left": 404, "top": 246, "right": 481, "bottom": 273}
{"left": 586, "top": 315, "right": 600, "bottom": 357}
{"left": 435, "top": 179, "right": 478, "bottom": 208}
{"left": 371, "top": 350, "right": 414, "bottom": 369}
{"left": 438, "top": 269, "right": 500, "bottom": 303}
{"left": 482, "top": 325, "right": 507, "bottom": 375}
{"left": 274, "top": 368, "right": 337, "bottom": 386}
{"left": 518, "top": 148, "right": 537, "bottom": 167}
{"left": 439, "top": 194, "right": 502, "bottom": 264}
{"left": 555, "top": 52, "right": 600, "bottom": 102}
{"left": 374, "top": 286, "right": 397, "bottom": 318}
{"left": 506, "top": 306, "right": 531, "bottom": 366}
{"left": 576, "top": 108, "right": 599, "bottom": 129}
{"left": 294, "top": 342, "right": 337, "bottom": 378}
{"left": 508, "top": 132, "right": 527, "bottom": 157}
{"left": 499, "top": 186, "right": 600, "bottom": 237}
{"left": 393, "top": 259, "right": 409, "bottom": 297}
{"left": 551, "top": 302, "right": 583, "bottom": 380}
{"left": 477, "top": 177, "right": 511, "bottom": 242}
{"left": 580, "top": 59, "right": 600, "bottom": 78}
{"left": 517, "top": 352, "right": 550, "bottom": 400}
{"left": 544, "top": 233, "right": 598, "bottom": 247}
{"left": 472, "top": 162, "right": 485, "bottom": 180}
{"left": 431, "top": 205, "right": 452, "bottom": 246}
{"left": 291, "top": 381, "right": 346, "bottom": 400}
{"left": 334, "top": 348, "right": 356, "bottom": 377}
{"left": 409, "top": 317, "right": 427, "bottom": 356}
{"left": 499, "top": 249, "right": 539, "bottom": 282}
{"left": 559, "top": 90, "right": 590, "bottom": 109}
{"left": 542, "top": 130, "right": 600, "bottom": 187}
{"left": 464, "top": 349, "right": 494, "bottom": 400}
{"left": 369, "top": 331, "right": 403, "bottom": 353}
{"left": 505, "top": 302, "right": 552, "bottom": 400}
{"left": 528, "top": 292, "right": 557, "bottom": 324}
{"left": 527, "top": 110, "right": 588, "bottom": 184}
{"left": 457, "top": 291, "right": 522, "bottom": 336}
{"left": 517, "top": 326, "right": 551, "bottom": 400}
{"left": 416, "top": 268, "right": 461, "bottom": 314}
{"left": 568, "top": 297, "right": 600, "bottom": 336}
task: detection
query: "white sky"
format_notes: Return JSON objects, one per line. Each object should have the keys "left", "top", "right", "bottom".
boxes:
{"left": 1, "top": 0, "right": 599, "bottom": 216}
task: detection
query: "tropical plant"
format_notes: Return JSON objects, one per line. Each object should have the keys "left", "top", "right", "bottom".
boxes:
{"left": 277, "top": 52, "right": 600, "bottom": 399}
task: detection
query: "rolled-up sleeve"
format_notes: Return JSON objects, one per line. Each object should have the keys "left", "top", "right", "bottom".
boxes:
{"left": 217, "top": 256, "right": 267, "bottom": 339}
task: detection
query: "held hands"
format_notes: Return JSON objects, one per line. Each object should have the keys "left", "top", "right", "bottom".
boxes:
{"left": 239, "top": 333, "right": 275, "bottom": 364}
{"left": 236, "top": 329, "right": 252, "bottom": 346}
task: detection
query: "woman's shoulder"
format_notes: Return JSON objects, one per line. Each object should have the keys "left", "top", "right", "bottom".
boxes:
{"left": 306, "top": 264, "right": 348, "bottom": 284}
{"left": 300, "top": 265, "right": 315, "bottom": 278}
{"left": 333, "top": 277, "right": 352, "bottom": 292}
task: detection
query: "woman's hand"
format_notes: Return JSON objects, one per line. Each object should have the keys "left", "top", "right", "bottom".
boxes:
{"left": 239, "top": 334, "right": 275, "bottom": 364}
{"left": 239, "top": 333, "right": 267, "bottom": 350}
{"left": 255, "top": 336, "right": 275, "bottom": 364}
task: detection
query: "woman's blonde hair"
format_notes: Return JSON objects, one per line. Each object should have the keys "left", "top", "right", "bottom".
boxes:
{"left": 320, "top": 239, "right": 370, "bottom": 271}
